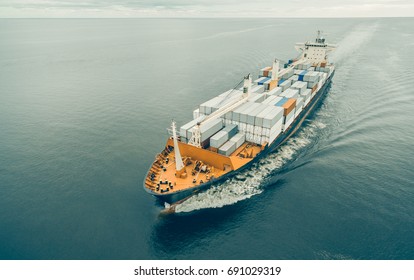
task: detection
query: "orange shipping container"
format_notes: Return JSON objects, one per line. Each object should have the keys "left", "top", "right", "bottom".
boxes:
{"left": 268, "top": 79, "right": 278, "bottom": 90}
{"left": 312, "top": 84, "right": 317, "bottom": 93}
{"left": 282, "top": 98, "right": 296, "bottom": 116}
{"left": 261, "top": 66, "right": 272, "bottom": 77}
{"left": 321, "top": 62, "right": 327, "bottom": 67}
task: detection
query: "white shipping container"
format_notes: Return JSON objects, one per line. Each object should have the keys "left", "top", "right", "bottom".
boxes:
{"left": 210, "top": 130, "right": 228, "bottom": 148}
{"left": 229, "top": 133, "right": 246, "bottom": 149}
{"left": 280, "top": 88, "right": 299, "bottom": 99}
{"left": 267, "top": 86, "right": 282, "bottom": 96}
{"left": 254, "top": 105, "right": 274, "bottom": 127}
{"left": 283, "top": 117, "right": 294, "bottom": 132}
{"left": 263, "top": 107, "right": 284, "bottom": 128}
{"left": 262, "top": 95, "right": 279, "bottom": 105}
{"left": 291, "top": 81, "right": 307, "bottom": 94}
{"left": 218, "top": 140, "right": 236, "bottom": 156}
{"left": 248, "top": 93, "right": 266, "bottom": 103}
{"left": 187, "top": 118, "right": 223, "bottom": 141}
{"left": 231, "top": 102, "right": 252, "bottom": 122}
{"left": 296, "top": 97, "right": 304, "bottom": 109}
{"left": 300, "top": 88, "right": 312, "bottom": 99}
{"left": 240, "top": 102, "right": 262, "bottom": 123}
{"left": 247, "top": 103, "right": 268, "bottom": 125}
{"left": 180, "top": 115, "right": 205, "bottom": 138}
{"left": 251, "top": 85, "right": 265, "bottom": 93}
{"left": 280, "top": 80, "right": 292, "bottom": 92}
{"left": 288, "top": 75, "right": 299, "bottom": 82}
{"left": 295, "top": 106, "right": 303, "bottom": 118}
{"left": 269, "top": 118, "right": 283, "bottom": 135}
{"left": 254, "top": 125, "right": 262, "bottom": 136}
{"left": 254, "top": 77, "right": 268, "bottom": 84}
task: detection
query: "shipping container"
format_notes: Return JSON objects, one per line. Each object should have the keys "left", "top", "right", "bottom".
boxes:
{"left": 280, "top": 88, "right": 299, "bottom": 99}
{"left": 229, "top": 132, "right": 246, "bottom": 149}
{"left": 262, "top": 106, "right": 284, "bottom": 128}
{"left": 231, "top": 102, "right": 253, "bottom": 122}
{"left": 291, "top": 81, "right": 307, "bottom": 94}
{"left": 281, "top": 98, "right": 296, "bottom": 116}
{"left": 222, "top": 124, "right": 238, "bottom": 139}
{"left": 281, "top": 68, "right": 294, "bottom": 80}
{"left": 248, "top": 93, "right": 266, "bottom": 103}
{"left": 251, "top": 85, "right": 265, "bottom": 93}
{"left": 210, "top": 130, "right": 228, "bottom": 148}
{"left": 254, "top": 105, "right": 274, "bottom": 127}
{"left": 187, "top": 118, "right": 223, "bottom": 142}
{"left": 275, "top": 97, "right": 288, "bottom": 107}
{"left": 267, "top": 86, "right": 282, "bottom": 96}
{"left": 180, "top": 115, "right": 205, "bottom": 139}
{"left": 280, "top": 80, "right": 292, "bottom": 92}
{"left": 247, "top": 103, "right": 269, "bottom": 125}
{"left": 238, "top": 102, "right": 260, "bottom": 123}
{"left": 218, "top": 140, "right": 237, "bottom": 156}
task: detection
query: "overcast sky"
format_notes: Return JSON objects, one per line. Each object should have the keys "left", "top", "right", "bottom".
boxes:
{"left": 1, "top": 0, "right": 413, "bottom": 18}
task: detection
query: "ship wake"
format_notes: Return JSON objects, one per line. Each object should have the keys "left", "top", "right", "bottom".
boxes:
{"left": 174, "top": 119, "right": 324, "bottom": 213}
{"left": 330, "top": 22, "right": 378, "bottom": 64}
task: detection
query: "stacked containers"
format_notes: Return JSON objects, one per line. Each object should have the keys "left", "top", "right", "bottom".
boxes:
{"left": 281, "top": 68, "right": 294, "bottom": 80}
{"left": 254, "top": 77, "right": 268, "bottom": 84}
{"left": 279, "top": 98, "right": 296, "bottom": 131}
{"left": 262, "top": 95, "right": 283, "bottom": 105}
{"left": 291, "top": 81, "right": 307, "bottom": 94}
{"left": 263, "top": 79, "right": 278, "bottom": 91}
{"left": 248, "top": 93, "right": 266, "bottom": 103}
{"left": 298, "top": 70, "right": 307, "bottom": 81}
{"left": 210, "top": 130, "right": 228, "bottom": 148}
{"left": 180, "top": 115, "right": 206, "bottom": 142}
{"left": 218, "top": 140, "right": 236, "bottom": 156}
{"left": 257, "top": 77, "right": 271, "bottom": 85}
{"left": 251, "top": 85, "right": 265, "bottom": 93}
{"left": 288, "top": 75, "right": 299, "bottom": 82}
{"left": 210, "top": 124, "right": 238, "bottom": 148}
{"left": 223, "top": 124, "right": 238, "bottom": 138}
{"left": 186, "top": 118, "right": 223, "bottom": 143}
{"left": 301, "top": 89, "right": 312, "bottom": 106}
{"left": 259, "top": 66, "right": 272, "bottom": 77}
{"left": 295, "top": 97, "right": 304, "bottom": 118}
{"left": 280, "top": 88, "right": 299, "bottom": 99}
{"left": 230, "top": 133, "right": 246, "bottom": 149}
{"left": 267, "top": 86, "right": 282, "bottom": 96}
{"left": 280, "top": 80, "right": 292, "bottom": 92}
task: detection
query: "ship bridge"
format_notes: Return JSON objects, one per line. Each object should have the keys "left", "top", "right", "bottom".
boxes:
{"left": 295, "top": 31, "right": 337, "bottom": 65}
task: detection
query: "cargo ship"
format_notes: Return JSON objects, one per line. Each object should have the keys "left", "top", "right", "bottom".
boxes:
{"left": 144, "top": 31, "right": 336, "bottom": 204}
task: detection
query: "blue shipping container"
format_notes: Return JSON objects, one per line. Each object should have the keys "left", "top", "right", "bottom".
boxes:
{"left": 278, "top": 79, "right": 285, "bottom": 86}
{"left": 275, "top": 97, "right": 288, "bottom": 107}
{"left": 258, "top": 77, "right": 271, "bottom": 85}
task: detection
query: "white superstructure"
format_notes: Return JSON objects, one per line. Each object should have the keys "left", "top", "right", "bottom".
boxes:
{"left": 295, "top": 31, "right": 337, "bottom": 64}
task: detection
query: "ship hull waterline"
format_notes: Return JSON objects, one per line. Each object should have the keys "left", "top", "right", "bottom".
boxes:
{"left": 143, "top": 71, "right": 335, "bottom": 204}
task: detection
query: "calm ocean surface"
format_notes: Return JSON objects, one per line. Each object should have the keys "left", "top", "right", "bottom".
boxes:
{"left": 0, "top": 18, "right": 413, "bottom": 260}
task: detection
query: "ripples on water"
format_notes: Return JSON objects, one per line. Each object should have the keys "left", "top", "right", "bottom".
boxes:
{"left": 1, "top": 18, "right": 413, "bottom": 260}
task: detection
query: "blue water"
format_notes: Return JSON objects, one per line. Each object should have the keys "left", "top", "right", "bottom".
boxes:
{"left": 0, "top": 18, "right": 413, "bottom": 260}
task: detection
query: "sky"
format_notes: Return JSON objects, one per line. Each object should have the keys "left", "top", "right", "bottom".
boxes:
{"left": 0, "top": 0, "right": 413, "bottom": 18}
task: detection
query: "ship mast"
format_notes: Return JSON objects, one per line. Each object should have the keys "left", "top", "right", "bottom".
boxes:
{"left": 171, "top": 120, "right": 186, "bottom": 177}
{"left": 271, "top": 59, "right": 279, "bottom": 81}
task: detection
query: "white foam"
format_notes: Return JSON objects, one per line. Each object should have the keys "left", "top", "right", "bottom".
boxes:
{"left": 330, "top": 23, "right": 378, "bottom": 64}
{"left": 174, "top": 121, "right": 322, "bottom": 213}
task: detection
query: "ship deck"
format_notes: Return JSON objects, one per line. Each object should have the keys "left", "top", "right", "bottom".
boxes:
{"left": 144, "top": 140, "right": 262, "bottom": 195}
